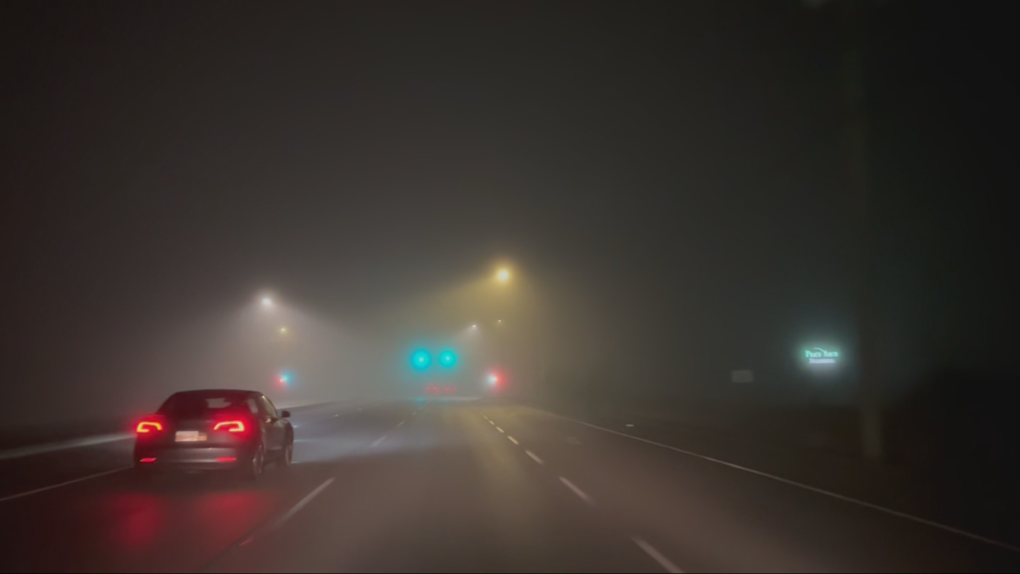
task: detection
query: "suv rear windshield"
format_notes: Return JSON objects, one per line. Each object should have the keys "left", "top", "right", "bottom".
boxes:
{"left": 158, "top": 392, "right": 253, "bottom": 418}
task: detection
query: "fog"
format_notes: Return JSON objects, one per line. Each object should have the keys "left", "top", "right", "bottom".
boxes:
{"left": 2, "top": 1, "right": 1015, "bottom": 445}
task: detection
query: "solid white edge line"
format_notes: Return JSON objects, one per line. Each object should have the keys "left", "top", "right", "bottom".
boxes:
{"left": 508, "top": 436, "right": 519, "bottom": 445}
{"left": 496, "top": 427, "right": 505, "bottom": 434}
{"left": 557, "top": 414, "right": 1020, "bottom": 554}
{"left": 559, "top": 476, "right": 594, "bottom": 505}
{"left": 633, "top": 537, "right": 684, "bottom": 574}
{"left": 526, "top": 450, "right": 544, "bottom": 464}
{"left": 271, "top": 478, "right": 335, "bottom": 530}
{"left": 0, "top": 467, "right": 130, "bottom": 503}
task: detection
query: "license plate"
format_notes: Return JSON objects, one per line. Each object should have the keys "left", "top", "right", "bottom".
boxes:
{"left": 175, "top": 431, "right": 207, "bottom": 443}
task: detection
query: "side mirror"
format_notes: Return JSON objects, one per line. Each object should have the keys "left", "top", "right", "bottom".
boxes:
{"left": 280, "top": 410, "right": 291, "bottom": 419}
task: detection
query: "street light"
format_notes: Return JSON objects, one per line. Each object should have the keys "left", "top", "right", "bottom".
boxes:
{"left": 279, "top": 326, "right": 289, "bottom": 335}
{"left": 261, "top": 296, "right": 274, "bottom": 309}
{"left": 496, "top": 268, "right": 510, "bottom": 283}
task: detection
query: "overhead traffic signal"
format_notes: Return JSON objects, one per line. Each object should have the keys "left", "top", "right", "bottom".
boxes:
{"left": 411, "top": 350, "right": 432, "bottom": 370}
{"left": 438, "top": 350, "right": 457, "bottom": 368}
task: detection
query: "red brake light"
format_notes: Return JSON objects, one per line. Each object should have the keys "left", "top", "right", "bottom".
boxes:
{"left": 136, "top": 421, "right": 163, "bottom": 434}
{"left": 213, "top": 420, "right": 246, "bottom": 433}
{"left": 216, "top": 457, "right": 237, "bottom": 463}
{"left": 139, "top": 457, "right": 156, "bottom": 463}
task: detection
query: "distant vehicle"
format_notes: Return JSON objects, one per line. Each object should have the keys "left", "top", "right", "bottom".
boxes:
{"left": 134, "top": 389, "right": 294, "bottom": 481}
{"left": 425, "top": 385, "right": 457, "bottom": 395}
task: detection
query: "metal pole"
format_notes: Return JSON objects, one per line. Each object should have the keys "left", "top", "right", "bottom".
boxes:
{"left": 840, "top": 0, "right": 883, "bottom": 460}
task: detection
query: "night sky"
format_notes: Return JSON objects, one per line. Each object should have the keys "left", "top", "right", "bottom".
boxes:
{"left": 1, "top": 1, "right": 1013, "bottom": 424}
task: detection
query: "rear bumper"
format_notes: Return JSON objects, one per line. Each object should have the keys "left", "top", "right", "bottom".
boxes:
{"left": 134, "top": 445, "right": 255, "bottom": 471}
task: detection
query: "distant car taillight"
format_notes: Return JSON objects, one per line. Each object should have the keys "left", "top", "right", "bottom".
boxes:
{"left": 213, "top": 420, "right": 247, "bottom": 433}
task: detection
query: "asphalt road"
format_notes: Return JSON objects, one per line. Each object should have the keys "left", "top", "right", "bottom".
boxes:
{"left": 1, "top": 399, "right": 1018, "bottom": 573}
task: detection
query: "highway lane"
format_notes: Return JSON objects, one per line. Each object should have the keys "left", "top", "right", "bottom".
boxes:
{"left": 0, "top": 401, "right": 358, "bottom": 502}
{"left": 208, "top": 399, "right": 653, "bottom": 573}
{"left": 3, "top": 398, "right": 1020, "bottom": 572}
{"left": 0, "top": 401, "right": 412, "bottom": 573}
{"left": 210, "top": 400, "right": 1020, "bottom": 573}
{"left": 485, "top": 403, "right": 1020, "bottom": 572}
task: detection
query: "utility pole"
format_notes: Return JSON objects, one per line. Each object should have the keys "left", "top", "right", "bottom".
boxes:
{"left": 841, "top": 0, "right": 884, "bottom": 462}
{"left": 809, "top": 0, "right": 883, "bottom": 460}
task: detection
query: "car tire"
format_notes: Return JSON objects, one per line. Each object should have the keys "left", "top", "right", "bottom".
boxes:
{"left": 245, "top": 444, "right": 266, "bottom": 482}
{"left": 279, "top": 439, "right": 294, "bottom": 469}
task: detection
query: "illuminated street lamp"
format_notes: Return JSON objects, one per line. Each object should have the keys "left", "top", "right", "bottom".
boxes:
{"left": 261, "top": 296, "right": 274, "bottom": 309}
{"left": 496, "top": 268, "right": 510, "bottom": 283}
{"left": 279, "top": 326, "right": 289, "bottom": 335}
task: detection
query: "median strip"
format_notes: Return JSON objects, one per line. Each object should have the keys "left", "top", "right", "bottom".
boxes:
{"left": 0, "top": 434, "right": 132, "bottom": 461}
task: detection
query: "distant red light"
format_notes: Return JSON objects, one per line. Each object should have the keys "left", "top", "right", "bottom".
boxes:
{"left": 216, "top": 457, "right": 237, "bottom": 463}
{"left": 139, "top": 458, "right": 156, "bottom": 463}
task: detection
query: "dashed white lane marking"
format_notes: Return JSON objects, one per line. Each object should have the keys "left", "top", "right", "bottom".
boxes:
{"left": 559, "top": 477, "right": 594, "bottom": 506}
{"left": 397, "top": 420, "right": 405, "bottom": 427}
{"left": 560, "top": 416, "right": 1020, "bottom": 554}
{"left": 526, "top": 450, "right": 544, "bottom": 464}
{"left": 496, "top": 427, "right": 505, "bottom": 434}
{"left": 271, "top": 478, "right": 335, "bottom": 530}
{"left": 483, "top": 415, "right": 489, "bottom": 420}
{"left": 633, "top": 537, "right": 684, "bottom": 573}
{"left": 371, "top": 435, "right": 387, "bottom": 448}
{"left": 625, "top": 423, "right": 635, "bottom": 427}
{"left": 507, "top": 436, "right": 519, "bottom": 445}
{"left": 0, "top": 467, "right": 130, "bottom": 503}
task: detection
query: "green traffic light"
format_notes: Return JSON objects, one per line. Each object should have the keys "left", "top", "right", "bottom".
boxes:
{"left": 411, "top": 350, "right": 432, "bottom": 370}
{"left": 438, "top": 350, "right": 457, "bottom": 368}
